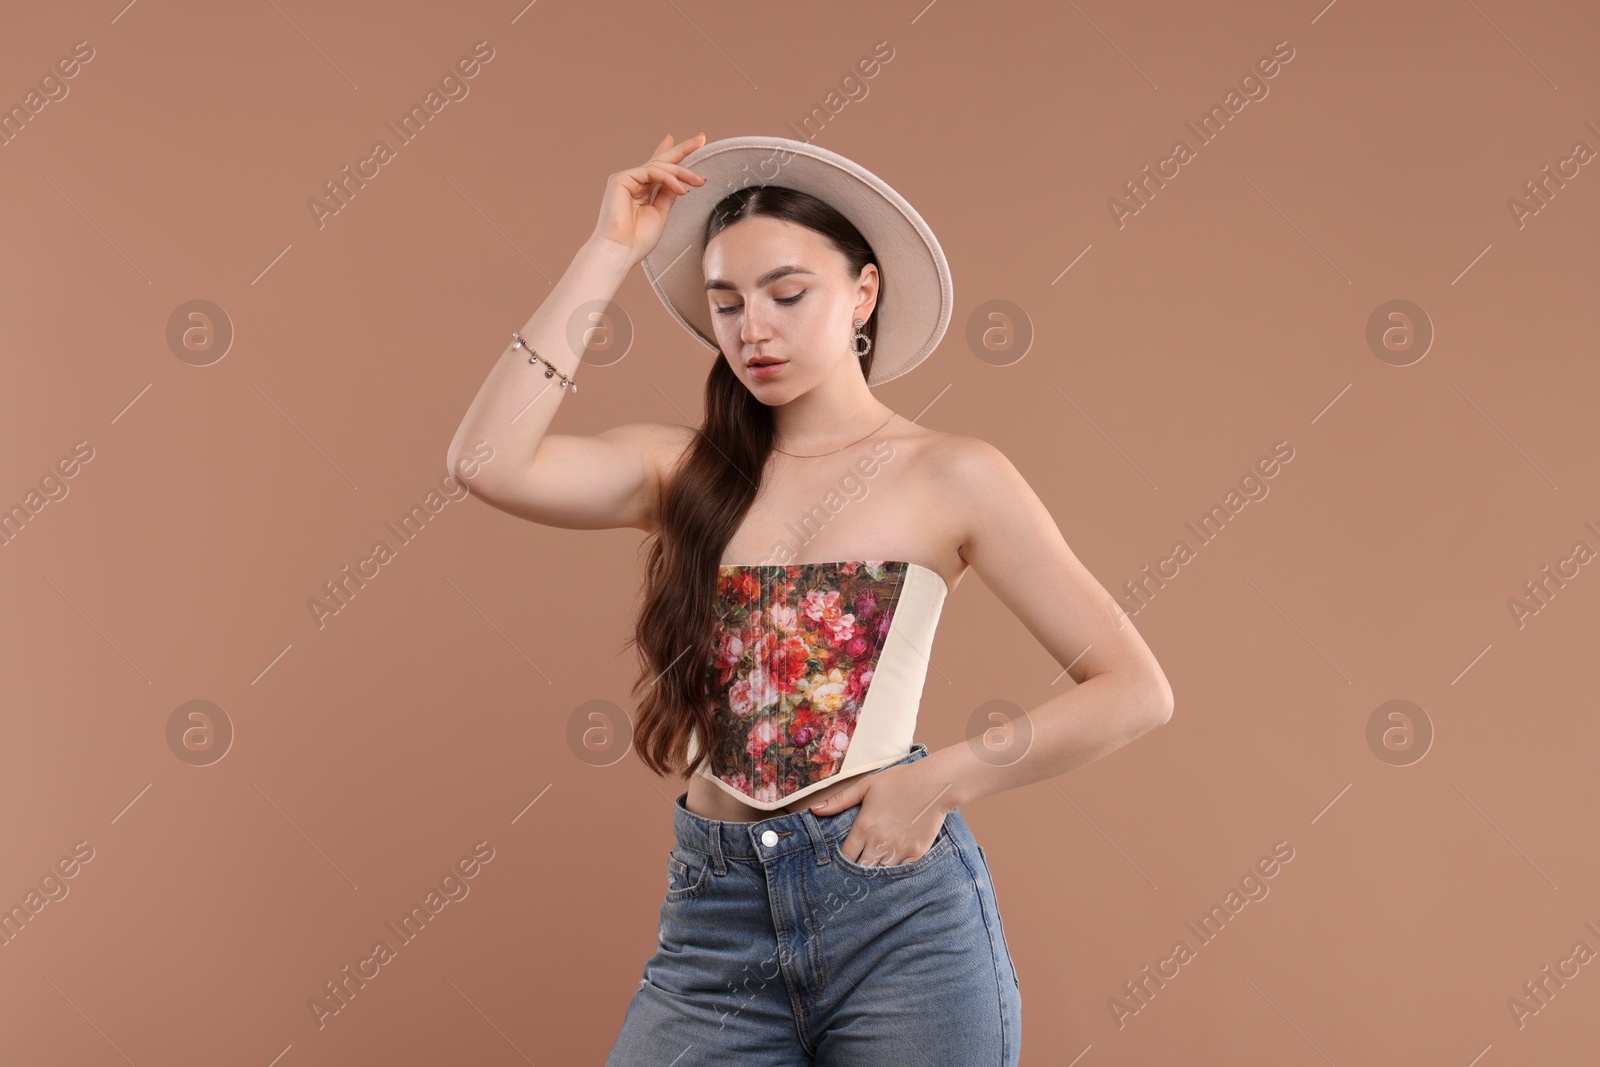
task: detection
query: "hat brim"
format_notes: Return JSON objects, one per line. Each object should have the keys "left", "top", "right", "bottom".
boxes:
{"left": 640, "top": 135, "right": 953, "bottom": 388}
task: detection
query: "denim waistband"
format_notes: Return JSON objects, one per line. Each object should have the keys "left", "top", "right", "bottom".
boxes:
{"left": 671, "top": 743, "right": 930, "bottom": 867}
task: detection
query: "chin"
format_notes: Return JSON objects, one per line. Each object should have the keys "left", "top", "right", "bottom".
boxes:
{"left": 750, "top": 381, "right": 806, "bottom": 405}
{"left": 747, "top": 381, "right": 794, "bottom": 400}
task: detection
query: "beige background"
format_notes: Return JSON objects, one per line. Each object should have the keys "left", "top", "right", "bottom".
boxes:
{"left": 3, "top": 0, "right": 1598, "bottom": 1063}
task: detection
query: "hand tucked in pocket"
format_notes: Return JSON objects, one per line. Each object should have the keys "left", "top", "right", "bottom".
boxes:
{"left": 810, "top": 758, "right": 956, "bottom": 867}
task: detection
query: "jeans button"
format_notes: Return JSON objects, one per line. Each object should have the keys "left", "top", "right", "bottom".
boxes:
{"left": 761, "top": 829, "right": 779, "bottom": 847}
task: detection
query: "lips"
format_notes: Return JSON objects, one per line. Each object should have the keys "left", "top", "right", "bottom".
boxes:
{"left": 746, "top": 358, "right": 786, "bottom": 369}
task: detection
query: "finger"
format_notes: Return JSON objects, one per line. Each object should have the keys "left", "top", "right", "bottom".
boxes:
{"left": 639, "top": 161, "right": 705, "bottom": 187}
{"left": 642, "top": 135, "right": 677, "bottom": 171}
{"left": 839, "top": 820, "right": 881, "bottom": 862}
{"left": 657, "top": 131, "right": 707, "bottom": 163}
{"left": 850, "top": 839, "right": 894, "bottom": 867}
{"left": 621, "top": 163, "right": 693, "bottom": 198}
{"left": 841, "top": 834, "right": 864, "bottom": 864}
{"left": 618, "top": 163, "right": 668, "bottom": 189}
{"left": 643, "top": 163, "right": 696, "bottom": 193}
{"left": 810, "top": 782, "right": 861, "bottom": 812}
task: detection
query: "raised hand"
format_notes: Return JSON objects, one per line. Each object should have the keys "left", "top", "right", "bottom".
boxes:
{"left": 590, "top": 131, "right": 709, "bottom": 268}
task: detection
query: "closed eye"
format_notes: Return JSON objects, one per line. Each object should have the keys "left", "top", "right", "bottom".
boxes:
{"left": 713, "top": 291, "right": 806, "bottom": 315}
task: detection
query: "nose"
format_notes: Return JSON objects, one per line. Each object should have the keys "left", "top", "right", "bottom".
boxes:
{"left": 738, "top": 300, "right": 771, "bottom": 346}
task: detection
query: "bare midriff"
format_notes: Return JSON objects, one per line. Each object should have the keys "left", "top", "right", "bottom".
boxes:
{"left": 684, "top": 768, "right": 869, "bottom": 821}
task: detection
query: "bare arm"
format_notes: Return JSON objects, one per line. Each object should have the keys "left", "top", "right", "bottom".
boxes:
{"left": 922, "top": 436, "right": 1175, "bottom": 807}
{"left": 445, "top": 133, "right": 708, "bottom": 532}
{"left": 445, "top": 236, "right": 675, "bottom": 531}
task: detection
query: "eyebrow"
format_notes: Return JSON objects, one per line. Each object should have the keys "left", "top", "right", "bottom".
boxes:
{"left": 704, "top": 265, "right": 813, "bottom": 292}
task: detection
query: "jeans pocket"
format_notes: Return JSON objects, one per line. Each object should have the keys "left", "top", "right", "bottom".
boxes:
{"left": 665, "top": 844, "right": 711, "bottom": 901}
{"left": 831, "top": 816, "right": 956, "bottom": 878}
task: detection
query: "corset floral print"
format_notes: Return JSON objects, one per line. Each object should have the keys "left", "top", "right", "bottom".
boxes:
{"left": 706, "top": 560, "right": 909, "bottom": 804}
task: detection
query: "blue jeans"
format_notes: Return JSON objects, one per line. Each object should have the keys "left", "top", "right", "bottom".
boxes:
{"left": 605, "top": 742, "right": 1023, "bottom": 1065}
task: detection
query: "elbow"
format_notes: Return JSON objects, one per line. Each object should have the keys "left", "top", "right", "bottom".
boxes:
{"left": 445, "top": 435, "right": 467, "bottom": 479}
{"left": 444, "top": 449, "right": 473, "bottom": 492}
{"left": 445, "top": 440, "right": 499, "bottom": 498}
{"left": 1144, "top": 670, "right": 1175, "bottom": 726}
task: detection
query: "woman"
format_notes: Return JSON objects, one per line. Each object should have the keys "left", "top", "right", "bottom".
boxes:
{"left": 446, "top": 132, "right": 1174, "bottom": 1065}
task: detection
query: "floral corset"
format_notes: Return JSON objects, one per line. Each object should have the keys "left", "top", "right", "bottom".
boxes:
{"left": 688, "top": 559, "right": 949, "bottom": 810}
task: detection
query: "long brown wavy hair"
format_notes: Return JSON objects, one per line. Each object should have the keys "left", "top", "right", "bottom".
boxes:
{"left": 625, "top": 184, "right": 883, "bottom": 779}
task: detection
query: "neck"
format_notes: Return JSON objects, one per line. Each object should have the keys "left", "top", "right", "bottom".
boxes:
{"left": 771, "top": 360, "right": 893, "bottom": 453}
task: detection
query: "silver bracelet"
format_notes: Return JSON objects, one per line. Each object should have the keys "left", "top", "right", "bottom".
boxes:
{"left": 510, "top": 332, "right": 577, "bottom": 393}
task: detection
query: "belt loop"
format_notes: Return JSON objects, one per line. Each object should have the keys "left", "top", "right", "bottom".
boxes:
{"left": 799, "top": 809, "right": 833, "bottom": 867}
{"left": 709, "top": 818, "right": 727, "bottom": 875}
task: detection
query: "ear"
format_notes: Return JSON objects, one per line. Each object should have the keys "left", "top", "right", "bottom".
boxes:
{"left": 810, "top": 779, "right": 866, "bottom": 813}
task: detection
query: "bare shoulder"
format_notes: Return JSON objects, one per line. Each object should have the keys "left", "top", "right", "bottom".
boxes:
{"left": 916, "top": 431, "right": 1016, "bottom": 490}
{"left": 917, "top": 433, "right": 1036, "bottom": 556}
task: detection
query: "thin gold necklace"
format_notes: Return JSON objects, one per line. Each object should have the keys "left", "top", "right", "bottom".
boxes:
{"left": 772, "top": 412, "right": 899, "bottom": 458}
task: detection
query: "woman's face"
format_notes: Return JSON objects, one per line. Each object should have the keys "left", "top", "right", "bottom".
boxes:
{"left": 701, "top": 215, "right": 877, "bottom": 402}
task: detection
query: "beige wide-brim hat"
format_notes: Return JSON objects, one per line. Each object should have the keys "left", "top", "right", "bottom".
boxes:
{"left": 639, "top": 135, "right": 954, "bottom": 387}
